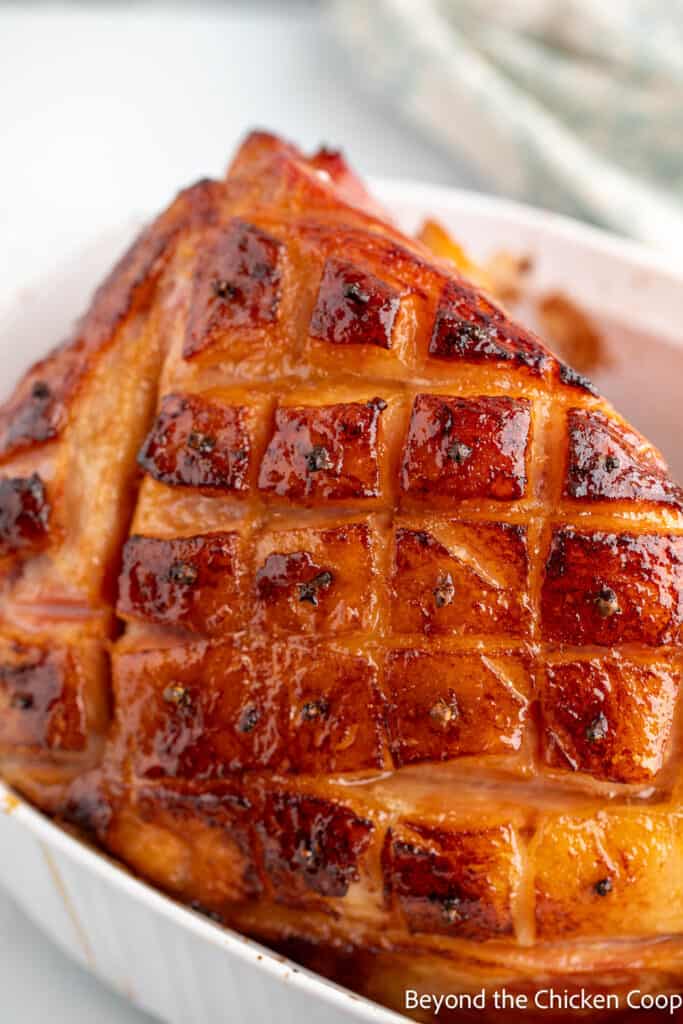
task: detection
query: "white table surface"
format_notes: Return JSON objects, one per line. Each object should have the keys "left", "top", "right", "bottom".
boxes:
{"left": 0, "top": 4, "right": 473, "bottom": 1023}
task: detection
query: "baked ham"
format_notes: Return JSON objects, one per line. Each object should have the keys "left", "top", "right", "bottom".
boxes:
{"left": 1, "top": 131, "right": 683, "bottom": 1020}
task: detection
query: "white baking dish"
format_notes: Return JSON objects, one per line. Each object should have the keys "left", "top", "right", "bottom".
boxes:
{"left": 2, "top": 180, "right": 683, "bottom": 1024}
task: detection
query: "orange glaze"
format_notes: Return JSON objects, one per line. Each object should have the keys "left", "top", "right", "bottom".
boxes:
{"left": 1, "top": 130, "right": 683, "bottom": 1020}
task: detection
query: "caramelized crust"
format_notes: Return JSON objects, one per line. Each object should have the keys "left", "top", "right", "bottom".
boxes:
{"left": 276, "top": 640, "right": 388, "bottom": 774}
{"left": 0, "top": 473, "right": 50, "bottom": 559}
{"left": 429, "top": 278, "right": 550, "bottom": 374}
{"left": 2, "top": 130, "right": 683, "bottom": 1017}
{"left": 539, "top": 656, "right": 678, "bottom": 782}
{"left": 565, "top": 408, "right": 683, "bottom": 507}
{"left": 391, "top": 521, "right": 530, "bottom": 636}
{"left": 541, "top": 528, "right": 683, "bottom": 646}
{"left": 117, "top": 531, "right": 245, "bottom": 634}
{"left": 400, "top": 394, "right": 531, "bottom": 502}
{"left": 382, "top": 820, "right": 520, "bottom": 939}
{"left": 0, "top": 378, "right": 63, "bottom": 457}
{"left": 259, "top": 398, "right": 386, "bottom": 503}
{"left": 0, "top": 648, "right": 87, "bottom": 752}
{"left": 383, "top": 649, "right": 530, "bottom": 766}
{"left": 184, "top": 219, "right": 284, "bottom": 358}
{"left": 253, "top": 521, "right": 379, "bottom": 635}
{"left": 114, "top": 638, "right": 387, "bottom": 779}
{"left": 255, "top": 790, "right": 374, "bottom": 902}
{"left": 310, "top": 257, "right": 401, "bottom": 349}
{"left": 0, "top": 634, "right": 108, "bottom": 801}
{"left": 138, "top": 393, "right": 252, "bottom": 492}
{"left": 114, "top": 640, "right": 285, "bottom": 779}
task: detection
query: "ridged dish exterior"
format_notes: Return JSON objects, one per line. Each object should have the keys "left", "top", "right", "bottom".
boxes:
{"left": 1, "top": 132, "right": 683, "bottom": 1018}
{"left": 0, "top": 798, "right": 399, "bottom": 1024}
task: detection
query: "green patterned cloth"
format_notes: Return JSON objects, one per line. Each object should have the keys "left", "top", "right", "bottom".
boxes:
{"left": 331, "top": 0, "right": 683, "bottom": 252}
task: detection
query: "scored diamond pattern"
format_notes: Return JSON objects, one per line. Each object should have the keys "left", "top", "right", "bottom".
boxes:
{"left": 1, "top": 132, "right": 683, "bottom": 963}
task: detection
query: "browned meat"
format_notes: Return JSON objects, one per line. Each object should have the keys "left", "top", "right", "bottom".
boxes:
{"left": 1, "top": 130, "right": 683, "bottom": 1019}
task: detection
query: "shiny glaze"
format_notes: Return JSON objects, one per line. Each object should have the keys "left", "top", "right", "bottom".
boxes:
{"left": 253, "top": 521, "right": 378, "bottom": 635}
{"left": 383, "top": 649, "right": 530, "bottom": 766}
{"left": 532, "top": 811, "right": 683, "bottom": 939}
{"left": 540, "top": 656, "right": 678, "bottom": 782}
{"left": 1, "top": 131, "right": 683, "bottom": 1017}
{"left": 541, "top": 528, "right": 683, "bottom": 646}
{"left": 114, "top": 638, "right": 387, "bottom": 779}
{"left": 0, "top": 649, "right": 86, "bottom": 752}
{"left": 309, "top": 257, "right": 401, "bottom": 349}
{"left": 400, "top": 394, "right": 531, "bottom": 501}
{"left": 391, "top": 521, "right": 530, "bottom": 636}
{"left": 258, "top": 399, "right": 386, "bottom": 502}
{"left": 565, "top": 408, "right": 683, "bottom": 507}
{"left": 138, "top": 392, "right": 251, "bottom": 491}
{"left": 430, "top": 278, "right": 551, "bottom": 374}
{"left": 255, "top": 790, "right": 374, "bottom": 901}
{"left": 117, "top": 531, "right": 245, "bottom": 634}
{"left": 0, "top": 639, "right": 107, "bottom": 773}
{"left": 184, "top": 218, "right": 284, "bottom": 358}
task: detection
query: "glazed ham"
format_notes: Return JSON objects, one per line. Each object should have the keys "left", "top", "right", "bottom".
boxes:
{"left": 1, "top": 132, "right": 683, "bottom": 1018}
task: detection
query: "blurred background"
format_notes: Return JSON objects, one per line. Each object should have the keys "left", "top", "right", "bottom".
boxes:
{"left": 2, "top": 0, "right": 682, "bottom": 305}
{"left": 0, "top": 0, "right": 469, "bottom": 302}
{"left": 0, "top": 2, "right": 681, "bottom": 1021}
